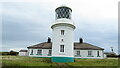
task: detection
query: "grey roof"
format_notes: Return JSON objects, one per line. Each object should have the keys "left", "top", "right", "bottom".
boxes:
{"left": 74, "top": 42, "right": 104, "bottom": 50}
{"left": 19, "top": 50, "right": 28, "bottom": 52}
{"left": 27, "top": 42, "right": 52, "bottom": 49}
{"left": 27, "top": 42, "right": 104, "bottom": 50}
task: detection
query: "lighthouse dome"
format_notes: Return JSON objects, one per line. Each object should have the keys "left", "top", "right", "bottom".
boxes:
{"left": 51, "top": 6, "right": 75, "bottom": 29}
{"left": 55, "top": 5, "right": 72, "bottom": 20}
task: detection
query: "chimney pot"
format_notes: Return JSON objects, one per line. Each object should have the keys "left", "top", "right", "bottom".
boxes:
{"left": 47, "top": 37, "right": 51, "bottom": 43}
{"left": 79, "top": 38, "right": 83, "bottom": 43}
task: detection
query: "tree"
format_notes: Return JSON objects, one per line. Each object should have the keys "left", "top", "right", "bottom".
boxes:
{"left": 9, "top": 50, "right": 18, "bottom": 55}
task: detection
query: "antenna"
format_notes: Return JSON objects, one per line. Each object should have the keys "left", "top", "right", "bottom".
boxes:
{"left": 61, "top": 4, "right": 66, "bottom": 7}
{"left": 60, "top": 0, "right": 67, "bottom": 7}
{"left": 110, "top": 47, "right": 114, "bottom": 52}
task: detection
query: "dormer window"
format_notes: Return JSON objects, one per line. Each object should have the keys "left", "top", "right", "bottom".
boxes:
{"left": 61, "top": 30, "right": 64, "bottom": 35}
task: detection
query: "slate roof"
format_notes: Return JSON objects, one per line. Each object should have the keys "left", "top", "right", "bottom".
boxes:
{"left": 19, "top": 50, "right": 28, "bottom": 52}
{"left": 27, "top": 42, "right": 104, "bottom": 50}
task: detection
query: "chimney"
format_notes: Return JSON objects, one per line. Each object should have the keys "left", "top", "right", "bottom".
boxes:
{"left": 79, "top": 38, "right": 83, "bottom": 43}
{"left": 47, "top": 37, "right": 51, "bottom": 43}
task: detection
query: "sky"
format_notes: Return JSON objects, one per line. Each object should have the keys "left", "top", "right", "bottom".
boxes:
{"left": 1, "top": 0, "right": 119, "bottom": 54}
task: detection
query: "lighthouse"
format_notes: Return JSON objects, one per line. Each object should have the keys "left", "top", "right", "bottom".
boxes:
{"left": 51, "top": 6, "right": 76, "bottom": 63}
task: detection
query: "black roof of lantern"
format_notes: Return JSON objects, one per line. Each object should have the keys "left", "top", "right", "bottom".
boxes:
{"left": 55, "top": 6, "right": 72, "bottom": 12}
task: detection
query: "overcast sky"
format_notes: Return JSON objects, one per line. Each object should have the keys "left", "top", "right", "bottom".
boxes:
{"left": 1, "top": 0, "right": 119, "bottom": 54}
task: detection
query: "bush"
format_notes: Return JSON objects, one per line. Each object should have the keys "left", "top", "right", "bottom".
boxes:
{"left": 1, "top": 50, "right": 18, "bottom": 56}
{"left": 107, "top": 54, "right": 119, "bottom": 58}
{"left": 9, "top": 50, "right": 18, "bottom": 56}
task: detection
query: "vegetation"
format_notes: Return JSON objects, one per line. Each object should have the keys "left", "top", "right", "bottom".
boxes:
{"left": 2, "top": 56, "right": 56, "bottom": 66}
{"left": 0, "top": 51, "right": 18, "bottom": 56}
{"left": 67, "top": 58, "right": 118, "bottom": 66}
{"left": 1, "top": 56, "right": 119, "bottom": 68}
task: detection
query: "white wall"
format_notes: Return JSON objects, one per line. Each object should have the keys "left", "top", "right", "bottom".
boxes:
{"left": 28, "top": 48, "right": 105, "bottom": 59}
{"left": 103, "top": 54, "right": 107, "bottom": 58}
{"left": 19, "top": 52, "right": 28, "bottom": 56}
{"left": 28, "top": 49, "right": 52, "bottom": 57}
{"left": 74, "top": 49, "right": 104, "bottom": 59}
{"left": 52, "top": 25, "right": 74, "bottom": 57}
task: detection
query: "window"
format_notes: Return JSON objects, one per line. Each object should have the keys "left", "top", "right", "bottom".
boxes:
{"left": 97, "top": 51, "right": 100, "bottom": 56}
{"left": 60, "top": 45, "right": 64, "bottom": 52}
{"left": 37, "top": 50, "right": 42, "bottom": 55}
{"left": 48, "top": 50, "right": 52, "bottom": 55}
{"left": 61, "top": 30, "right": 64, "bottom": 35}
{"left": 88, "top": 51, "right": 92, "bottom": 56}
{"left": 61, "top": 39, "right": 64, "bottom": 42}
{"left": 76, "top": 51, "right": 80, "bottom": 55}
{"left": 31, "top": 49, "right": 33, "bottom": 55}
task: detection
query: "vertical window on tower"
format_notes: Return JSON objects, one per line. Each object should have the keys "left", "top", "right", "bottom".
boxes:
{"left": 60, "top": 45, "right": 64, "bottom": 52}
{"left": 61, "top": 30, "right": 64, "bottom": 35}
{"left": 61, "top": 39, "right": 64, "bottom": 42}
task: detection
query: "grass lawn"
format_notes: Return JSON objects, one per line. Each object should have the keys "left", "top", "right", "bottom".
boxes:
{"left": 67, "top": 58, "right": 118, "bottom": 66}
{"left": 2, "top": 56, "right": 56, "bottom": 66}
{"left": 1, "top": 56, "right": 119, "bottom": 67}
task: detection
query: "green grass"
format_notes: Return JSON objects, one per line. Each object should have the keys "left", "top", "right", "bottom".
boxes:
{"left": 67, "top": 58, "right": 118, "bottom": 66}
{"left": 2, "top": 56, "right": 57, "bottom": 66}
{"left": 1, "top": 56, "right": 119, "bottom": 67}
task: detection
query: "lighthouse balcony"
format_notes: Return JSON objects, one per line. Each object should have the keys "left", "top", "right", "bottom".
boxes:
{"left": 54, "top": 18, "right": 75, "bottom": 25}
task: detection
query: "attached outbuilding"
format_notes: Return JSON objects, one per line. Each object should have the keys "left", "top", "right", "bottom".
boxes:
{"left": 19, "top": 50, "right": 28, "bottom": 56}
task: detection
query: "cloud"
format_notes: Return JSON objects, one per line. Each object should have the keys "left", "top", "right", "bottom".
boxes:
{"left": 2, "top": 0, "right": 118, "bottom": 54}
{"left": 9, "top": 48, "right": 27, "bottom": 52}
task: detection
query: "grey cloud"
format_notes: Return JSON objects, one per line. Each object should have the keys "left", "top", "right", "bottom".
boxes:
{"left": 2, "top": 2, "right": 118, "bottom": 54}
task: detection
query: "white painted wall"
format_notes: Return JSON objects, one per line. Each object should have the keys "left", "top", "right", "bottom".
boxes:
{"left": 28, "top": 48, "right": 105, "bottom": 59}
{"left": 103, "top": 54, "right": 107, "bottom": 58}
{"left": 19, "top": 52, "right": 28, "bottom": 56}
{"left": 28, "top": 49, "right": 52, "bottom": 57}
{"left": 74, "top": 49, "right": 104, "bottom": 59}
{"left": 52, "top": 25, "right": 75, "bottom": 57}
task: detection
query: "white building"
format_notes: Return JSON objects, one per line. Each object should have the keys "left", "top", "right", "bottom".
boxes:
{"left": 26, "top": 6, "right": 106, "bottom": 63}
{"left": 19, "top": 50, "right": 28, "bottom": 56}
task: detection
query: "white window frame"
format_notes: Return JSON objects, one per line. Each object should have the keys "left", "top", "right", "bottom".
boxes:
{"left": 37, "top": 49, "right": 42, "bottom": 55}
{"left": 97, "top": 51, "right": 100, "bottom": 56}
{"left": 61, "top": 30, "right": 65, "bottom": 35}
{"left": 76, "top": 50, "right": 80, "bottom": 55}
{"left": 48, "top": 50, "right": 52, "bottom": 55}
{"left": 60, "top": 45, "right": 64, "bottom": 52}
{"left": 31, "top": 49, "right": 33, "bottom": 55}
{"left": 88, "top": 51, "right": 92, "bottom": 56}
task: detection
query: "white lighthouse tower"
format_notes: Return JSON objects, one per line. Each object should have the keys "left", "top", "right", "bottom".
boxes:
{"left": 51, "top": 6, "right": 76, "bottom": 63}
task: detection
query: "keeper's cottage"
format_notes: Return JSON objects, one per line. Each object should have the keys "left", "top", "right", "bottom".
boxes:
{"left": 20, "top": 6, "right": 106, "bottom": 63}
